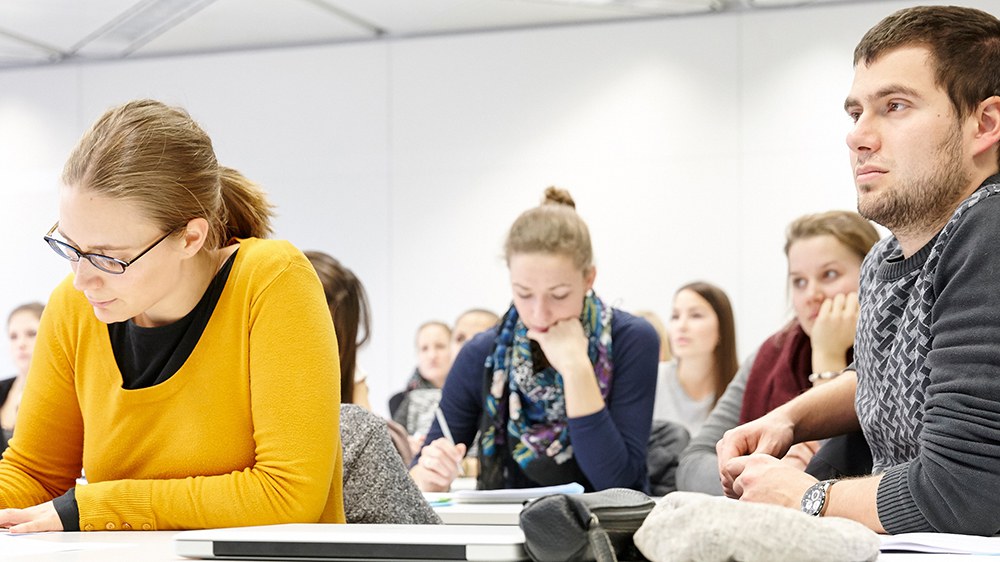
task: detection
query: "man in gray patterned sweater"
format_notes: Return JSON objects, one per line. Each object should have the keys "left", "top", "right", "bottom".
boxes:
{"left": 717, "top": 5, "right": 1000, "bottom": 535}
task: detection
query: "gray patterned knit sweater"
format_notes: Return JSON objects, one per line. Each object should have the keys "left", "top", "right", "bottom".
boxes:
{"left": 341, "top": 404, "right": 441, "bottom": 524}
{"left": 855, "top": 175, "right": 1000, "bottom": 535}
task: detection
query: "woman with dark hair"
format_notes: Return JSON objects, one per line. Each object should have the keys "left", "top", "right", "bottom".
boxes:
{"left": 677, "top": 210, "right": 880, "bottom": 495}
{"left": 304, "top": 251, "right": 371, "bottom": 409}
{"left": 653, "top": 282, "right": 738, "bottom": 436}
{"left": 410, "top": 187, "right": 659, "bottom": 493}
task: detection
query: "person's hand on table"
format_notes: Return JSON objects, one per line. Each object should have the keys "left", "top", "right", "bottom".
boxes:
{"left": 780, "top": 440, "right": 821, "bottom": 471}
{"left": 410, "top": 438, "right": 467, "bottom": 492}
{"left": 0, "top": 501, "right": 63, "bottom": 533}
{"left": 717, "top": 413, "right": 795, "bottom": 498}
{"left": 724, "top": 453, "right": 817, "bottom": 508}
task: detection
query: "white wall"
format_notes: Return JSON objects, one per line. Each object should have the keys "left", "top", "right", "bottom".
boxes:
{"left": 1, "top": 1, "right": 993, "bottom": 416}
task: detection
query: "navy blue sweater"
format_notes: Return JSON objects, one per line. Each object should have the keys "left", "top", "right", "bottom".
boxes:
{"left": 416, "top": 309, "right": 658, "bottom": 492}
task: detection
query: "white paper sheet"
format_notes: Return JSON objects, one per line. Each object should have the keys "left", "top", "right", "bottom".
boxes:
{"left": 450, "top": 482, "right": 585, "bottom": 503}
{"left": 881, "top": 532, "right": 1000, "bottom": 555}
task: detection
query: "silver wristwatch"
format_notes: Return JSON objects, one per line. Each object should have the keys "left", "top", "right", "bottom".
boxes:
{"left": 800, "top": 479, "right": 836, "bottom": 516}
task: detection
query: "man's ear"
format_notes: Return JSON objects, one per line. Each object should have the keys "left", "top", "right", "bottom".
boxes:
{"left": 972, "top": 95, "right": 1000, "bottom": 159}
{"left": 584, "top": 266, "right": 597, "bottom": 291}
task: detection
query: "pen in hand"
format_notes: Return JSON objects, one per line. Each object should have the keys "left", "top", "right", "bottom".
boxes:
{"left": 434, "top": 406, "right": 466, "bottom": 477}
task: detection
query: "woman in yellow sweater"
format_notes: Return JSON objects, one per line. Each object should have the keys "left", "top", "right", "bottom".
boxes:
{"left": 0, "top": 100, "right": 344, "bottom": 532}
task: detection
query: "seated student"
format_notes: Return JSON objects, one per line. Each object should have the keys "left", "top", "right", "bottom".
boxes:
{"left": 304, "top": 251, "right": 373, "bottom": 410}
{"left": 391, "top": 321, "right": 452, "bottom": 451}
{"left": 450, "top": 308, "right": 499, "bottom": 363}
{"left": 305, "top": 251, "right": 414, "bottom": 465}
{"left": 0, "top": 99, "right": 344, "bottom": 533}
{"left": 654, "top": 282, "right": 738, "bottom": 437}
{"left": 720, "top": 6, "right": 1000, "bottom": 535}
{"left": 2, "top": 302, "right": 45, "bottom": 456}
{"left": 677, "top": 210, "right": 879, "bottom": 495}
{"left": 410, "top": 187, "right": 658, "bottom": 493}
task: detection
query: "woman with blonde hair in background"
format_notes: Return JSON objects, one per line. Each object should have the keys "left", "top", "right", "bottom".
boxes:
{"left": 391, "top": 321, "right": 453, "bottom": 453}
{"left": 1, "top": 302, "right": 45, "bottom": 456}
{"left": 0, "top": 99, "right": 344, "bottom": 532}
{"left": 410, "top": 187, "right": 659, "bottom": 492}
{"left": 634, "top": 310, "right": 671, "bottom": 364}
{"left": 677, "top": 210, "right": 880, "bottom": 494}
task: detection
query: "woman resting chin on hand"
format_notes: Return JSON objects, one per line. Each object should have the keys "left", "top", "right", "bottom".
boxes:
{"left": 410, "top": 187, "right": 658, "bottom": 493}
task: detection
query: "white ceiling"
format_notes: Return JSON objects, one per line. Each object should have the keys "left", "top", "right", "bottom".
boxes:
{"left": 0, "top": 0, "right": 861, "bottom": 69}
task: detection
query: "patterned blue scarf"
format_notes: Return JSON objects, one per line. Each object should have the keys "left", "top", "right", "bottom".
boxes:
{"left": 478, "top": 290, "right": 613, "bottom": 488}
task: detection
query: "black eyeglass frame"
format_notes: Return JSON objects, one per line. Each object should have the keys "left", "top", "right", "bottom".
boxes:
{"left": 43, "top": 222, "right": 178, "bottom": 275}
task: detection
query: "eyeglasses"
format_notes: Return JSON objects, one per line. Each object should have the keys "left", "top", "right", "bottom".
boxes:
{"left": 43, "top": 222, "right": 177, "bottom": 275}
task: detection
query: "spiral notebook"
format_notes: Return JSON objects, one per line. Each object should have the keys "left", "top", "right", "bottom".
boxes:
{"left": 174, "top": 523, "right": 528, "bottom": 561}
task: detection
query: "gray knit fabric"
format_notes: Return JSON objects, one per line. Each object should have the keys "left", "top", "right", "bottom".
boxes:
{"left": 854, "top": 178, "right": 1000, "bottom": 534}
{"left": 633, "top": 491, "right": 879, "bottom": 562}
{"left": 340, "top": 404, "right": 441, "bottom": 524}
{"left": 675, "top": 353, "right": 754, "bottom": 495}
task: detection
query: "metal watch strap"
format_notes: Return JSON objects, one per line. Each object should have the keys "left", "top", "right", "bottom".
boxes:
{"left": 801, "top": 479, "right": 836, "bottom": 516}
{"left": 807, "top": 371, "right": 841, "bottom": 384}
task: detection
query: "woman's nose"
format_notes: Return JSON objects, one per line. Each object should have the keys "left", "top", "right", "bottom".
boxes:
{"left": 809, "top": 284, "right": 828, "bottom": 302}
{"left": 71, "top": 259, "right": 102, "bottom": 291}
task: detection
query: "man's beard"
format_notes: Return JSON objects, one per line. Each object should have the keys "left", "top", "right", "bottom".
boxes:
{"left": 857, "top": 125, "right": 970, "bottom": 236}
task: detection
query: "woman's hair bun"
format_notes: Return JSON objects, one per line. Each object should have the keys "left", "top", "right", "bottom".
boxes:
{"left": 542, "top": 186, "right": 576, "bottom": 209}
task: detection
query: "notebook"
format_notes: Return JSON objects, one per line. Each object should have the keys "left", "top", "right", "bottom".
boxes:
{"left": 174, "top": 523, "right": 528, "bottom": 561}
{"left": 432, "top": 501, "right": 525, "bottom": 525}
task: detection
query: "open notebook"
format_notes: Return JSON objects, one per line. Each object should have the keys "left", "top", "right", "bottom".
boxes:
{"left": 174, "top": 523, "right": 528, "bottom": 561}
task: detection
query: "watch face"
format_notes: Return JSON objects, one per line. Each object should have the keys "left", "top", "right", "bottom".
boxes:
{"left": 802, "top": 495, "right": 822, "bottom": 515}
{"left": 801, "top": 482, "right": 828, "bottom": 516}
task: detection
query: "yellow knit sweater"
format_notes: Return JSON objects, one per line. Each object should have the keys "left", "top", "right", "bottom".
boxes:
{"left": 0, "top": 238, "right": 345, "bottom": 530}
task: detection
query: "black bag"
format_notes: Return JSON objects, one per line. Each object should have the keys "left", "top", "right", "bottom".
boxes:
{"left": 518, "top": 488, "right": 655, "bottom": 562}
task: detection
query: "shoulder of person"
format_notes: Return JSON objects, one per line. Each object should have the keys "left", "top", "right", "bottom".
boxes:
{"left": 463, "top": 327, "right": 500, "bottom": 355}
{"left": 235, "top": 238, "right": 305, "bottom": 266}
{"left": 231, "top": 238, "right": 316, "bottom": 283}
{"left": 612, "top": 308, "right": 660, "bottom": 343}
{"left": 940, "top": 182, "right": 1000, "bottom": 241}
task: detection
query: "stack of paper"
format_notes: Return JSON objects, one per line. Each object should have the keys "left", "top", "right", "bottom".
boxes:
{"left": 880, "top": 533, "right": 1000, "bottom": 555}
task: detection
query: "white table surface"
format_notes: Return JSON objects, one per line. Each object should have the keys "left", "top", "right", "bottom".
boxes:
{"left": 1, "top": 530, "right": 185, "bottom": 561}
{"left": 3, "top": 528, "right": 998, "bottom": 561}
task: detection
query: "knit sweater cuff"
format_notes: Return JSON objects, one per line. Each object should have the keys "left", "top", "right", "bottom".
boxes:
{"left": 876, "top": 462, "right": 934, "bottom": 534}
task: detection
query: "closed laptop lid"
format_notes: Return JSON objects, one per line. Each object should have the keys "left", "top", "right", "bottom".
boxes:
{"left": 174, "top": 523, "right": 528, "bottom": 561}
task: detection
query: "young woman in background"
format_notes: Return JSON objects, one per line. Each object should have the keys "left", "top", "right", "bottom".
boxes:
{"left": 653, "top": 282, "right": 737, "bottom": 437}
{"left": 677, "top": 210, "right": 879, "bottom": 494}
{"left": 1, "top": 302, "right": 45, "bottom": 455}
{"left": 410, "top": 187, "right": 659, "bottom": 493}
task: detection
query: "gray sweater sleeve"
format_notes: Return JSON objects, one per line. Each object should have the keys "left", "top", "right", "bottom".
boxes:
{"left": 675, "top": 352, "right": 755, "bottom": 495}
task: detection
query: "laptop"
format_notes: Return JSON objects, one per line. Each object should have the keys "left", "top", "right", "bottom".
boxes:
{"left": 173, "top": 523, "right": 528, "bottom": 561}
